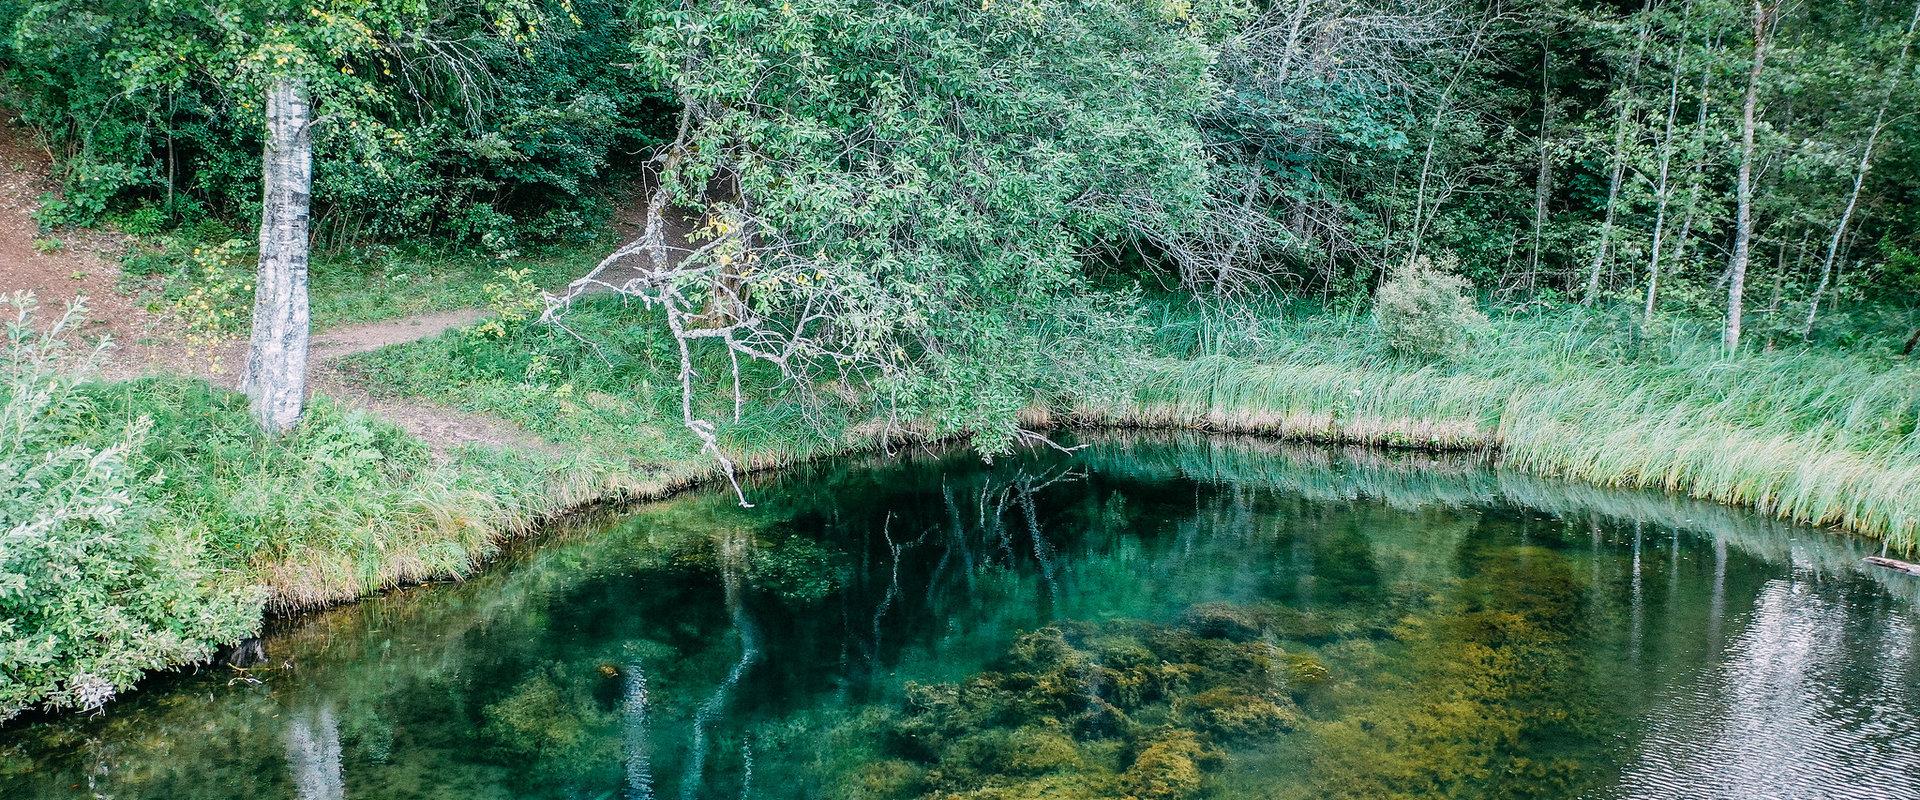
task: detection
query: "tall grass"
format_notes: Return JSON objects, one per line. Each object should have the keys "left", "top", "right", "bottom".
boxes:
{"left": 1070, "top": 298, "right": 1920, "bottom": 552}
{"left": 60, "top": 377, "right": 566, "bottom": 609}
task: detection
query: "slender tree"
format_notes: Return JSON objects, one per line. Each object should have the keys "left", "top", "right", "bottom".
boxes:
{"left": 1586, "top": 0, "right": 1658, "bottom": 305}
{"left": 1804, "top": 0, "right": 1920, "bottom": 338}
{"left": 1726, "top": 0, "right": 1775, "bottom": 353}
{"left": 1643, "top": 3, "right": 1693, "bottom": 328}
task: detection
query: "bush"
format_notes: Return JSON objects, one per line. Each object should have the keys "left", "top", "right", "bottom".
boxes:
{"left": 0, "top": 293, "right": 259, "bottom": 721}
{"left": 1373, "top": 255, "right": 1488, "bottom": 361}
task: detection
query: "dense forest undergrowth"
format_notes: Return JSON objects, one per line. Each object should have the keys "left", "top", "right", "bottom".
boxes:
{"left": 5, "top": 0, "right": 1920, "bottom": 726}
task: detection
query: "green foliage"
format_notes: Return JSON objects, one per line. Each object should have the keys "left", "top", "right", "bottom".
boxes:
{"left": 0, "top": 0, "right": 671, "bottom": 246}
{"left": 473, "top": 267, "right": 545, "bottom": 339}
{"left": 1374, "top": 255, "right": 1490, "bottom": 361}
{"left": 633, "top": 0, "right": 1214, "bottom": 451}
{"left": 0, "top": 293, "right": 260, "bottom": 721}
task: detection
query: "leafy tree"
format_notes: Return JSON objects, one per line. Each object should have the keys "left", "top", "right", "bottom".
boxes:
{"left": 0, "top": 0, "right": 667, "bottom": 245}
{"left": 551, "top": 0, "right": 1226, "bottom": 495}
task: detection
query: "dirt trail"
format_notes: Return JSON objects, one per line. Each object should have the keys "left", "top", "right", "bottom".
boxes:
{"left": 311, "top": 308, "right": 487, "bottom": 359}
{"left": 0, "top": 116, "right": 552, "bottom": 458}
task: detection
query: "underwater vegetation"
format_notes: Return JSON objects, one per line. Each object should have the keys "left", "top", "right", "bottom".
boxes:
{"left": 818, "top": 540, "right": 1613, "bottom": 800}
{"left": 826, "top": 605, "right": 1334, "bottom": 800}
{"left": 1276, "top": 539, "right": 1614, "bottom": 800}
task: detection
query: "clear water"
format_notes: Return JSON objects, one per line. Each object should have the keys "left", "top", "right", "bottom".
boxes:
{"left": 4, "top": 434, "right": 1918, "bottom": 799}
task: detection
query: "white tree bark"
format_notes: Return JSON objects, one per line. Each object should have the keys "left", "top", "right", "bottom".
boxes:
{"left": 241, "top": 78, "right": 313, "bottom": 435}
{"left": 1585, "top": 0, "right": 1656, "bottom": 306}
{"left": 1643, "top": 25, "right": 1688, "bottom": 329}
{"left": 1725, "top": 1, "right": 1771, "bottom": 354}
{"left": 1805, "top": 0, "right": 1920, "bottom": 339}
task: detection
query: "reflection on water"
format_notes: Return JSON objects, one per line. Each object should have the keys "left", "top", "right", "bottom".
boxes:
{"left": 3, "top": 433, "right": 1917, "bottom": 799}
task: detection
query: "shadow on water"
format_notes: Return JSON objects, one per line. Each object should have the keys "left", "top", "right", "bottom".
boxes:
{"left": 3, "top": 433, "right": 1917, "bottom": 799}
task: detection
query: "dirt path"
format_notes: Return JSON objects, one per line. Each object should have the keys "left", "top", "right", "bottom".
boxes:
{"left": 0, "top": 115, "right": 552, "bottom": 459}
{"left": 310, "top": 308, "right": 487, "bottom": 360}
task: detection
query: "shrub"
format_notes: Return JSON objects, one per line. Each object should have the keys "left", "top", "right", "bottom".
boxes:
{"left": 1373, "top": 255, "right": 1488, "bottom": 361}
{"left": 0, "top": 293, "right": 259, "bottom": 721}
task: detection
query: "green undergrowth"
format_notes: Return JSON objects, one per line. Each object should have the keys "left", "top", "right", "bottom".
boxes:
{"left": 342, "top": 293, "right": 863, "bottom": 470}
{"left": 119, "top": 225, "right": 612, "bottom": 331}
{"left": 63, "top": 378, "right": 560, "bottom": 605}
{"left": 1082, "top": 297, "right": 1920, "bottom": 551}
{"left": 4, "top": 293, "right": 560, "bottom": 719}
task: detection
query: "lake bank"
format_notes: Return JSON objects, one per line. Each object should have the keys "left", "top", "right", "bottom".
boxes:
{"left": 6, "top": 435, "right": 1916, "bottom": 799}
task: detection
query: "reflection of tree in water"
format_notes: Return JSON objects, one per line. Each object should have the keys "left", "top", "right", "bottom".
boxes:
{"left": 831, "top": 464, "right": 1085, "bottom": 679}
{"left": 286, "top": 704, "right": 344, "bottom": 800}
{"left": 681, "top": 529, "right": 761, "bottom": 800}
{"left": 623, "top": 664, "right": 654, "bottom": 800}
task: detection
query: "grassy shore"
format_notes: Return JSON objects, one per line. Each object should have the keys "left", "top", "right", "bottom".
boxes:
{"left": 1069, "top": 298, "right": 1920, "bottom": 551}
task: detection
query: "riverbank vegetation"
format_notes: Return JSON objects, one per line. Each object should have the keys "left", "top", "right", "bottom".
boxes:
{"left": 4, "top": 0, "right": 1920, "bottom": 722}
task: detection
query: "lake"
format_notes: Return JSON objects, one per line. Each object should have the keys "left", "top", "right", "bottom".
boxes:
{"left": 5, "top": 433, "right": 1917, "bottom": 799}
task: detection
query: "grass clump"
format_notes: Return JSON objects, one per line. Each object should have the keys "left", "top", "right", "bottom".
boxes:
{"left": 61, "top": 377, "right": 553, "bottom": 609}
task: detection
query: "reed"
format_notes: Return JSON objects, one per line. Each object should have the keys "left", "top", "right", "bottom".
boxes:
{"left": 1075, "top": 299, "right": 1920, "bottom": 552}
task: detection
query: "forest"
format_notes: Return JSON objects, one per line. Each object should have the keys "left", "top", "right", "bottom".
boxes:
{"left": 3, "top": 0, "right": 1919, "bottom": 743}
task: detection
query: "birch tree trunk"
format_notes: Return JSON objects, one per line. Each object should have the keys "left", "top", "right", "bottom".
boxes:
{"left": 1725, "top": 1, "right": 1771, "bottom": 354}
{"left": 1804, "top": 0, "right": 1920, "bottom": 339}
{"left": 241, "top": 78, "right": 313, "bottom": 435}
{"left": 1530, "top": 40, "right": 1553, "bottom": 291}
{"left": 1643, "top": 39, "right": 1686, "bottom": 329}
{"left": 1585, "top": 0, "right": 1656, "bottom": 305}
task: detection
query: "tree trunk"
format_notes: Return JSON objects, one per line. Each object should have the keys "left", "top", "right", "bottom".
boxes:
{"left": 1586, "top": 0, "right": 1656, "bottom": 306}
{"left": 241, "top": 78, "right": 313, "bottom": 436}
{"left": 1725, "top": 1, "right": 1770, "bottom": 354}
{"left": 1644, "top": 28, "right": 1688, "bottom": 329}
{"left": 1805, "top": 0, "right": 1920, "bottom": 339}
{"left": 1665, "top": 47, "right": 1717, "bottom": 304}
{"left": 1530, "top": 38, "right": 1553, "bottom": 292}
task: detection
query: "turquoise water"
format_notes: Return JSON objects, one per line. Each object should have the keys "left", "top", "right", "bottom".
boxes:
{"left": 4, "top": 434, "right": 1918, "bottom": 799}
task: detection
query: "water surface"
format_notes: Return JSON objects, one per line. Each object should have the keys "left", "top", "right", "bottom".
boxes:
{"left": 5, "top": 434, "right": 1917, "bottom": 799}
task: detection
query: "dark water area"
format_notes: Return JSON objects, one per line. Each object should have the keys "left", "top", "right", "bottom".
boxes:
{"left": 5, "top": 434, "right": 1918, "bottom": 799}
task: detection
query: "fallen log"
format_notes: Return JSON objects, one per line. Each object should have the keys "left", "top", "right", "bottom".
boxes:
{"left": 1865, "top": 556, "right": 1920, "bottom": 576}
